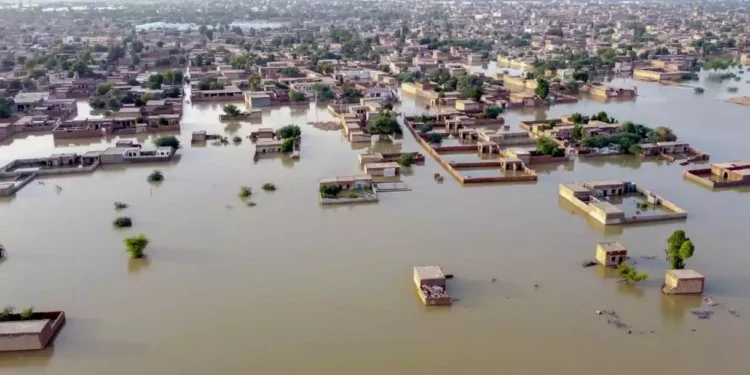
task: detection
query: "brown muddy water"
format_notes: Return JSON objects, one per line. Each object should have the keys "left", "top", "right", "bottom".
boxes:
{"left": 1, "top": 73, "right": 750, "bottom": 374}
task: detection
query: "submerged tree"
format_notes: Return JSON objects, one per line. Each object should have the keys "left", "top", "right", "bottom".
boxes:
{"left": 124, "top": 234, "right": 150, "bottom": 259}
{"left": 397, "top": 153, "right": 416, "bottom": 167}
{"left": 153, "top": 135, "right": 180, "bottom": 149}
{"left": 147, "top": 170, "right": 164, "bottom": 182}
{"left": 223, "top": 104, "right": 241, "bottom": 116}
{"left": 276, "top": 125, "right": 301, "bottom": 139}
{"left": 113, "top": 216, "right": 133, "bottom": 228}
{"left": 238, "top": 186, "right": 252, "bottom": 198}
{"left": 618, "top": 264, "right": 648, "bottom": 283}
{"left": 666, "top": 230, "right": 695, "bottom": 270}
{"left": 535, "top": 78, "right": 549, "bottom": 99}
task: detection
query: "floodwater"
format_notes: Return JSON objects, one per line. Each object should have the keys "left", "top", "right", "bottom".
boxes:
{"left": 1, "top": 71, "right": 750, "bottom": 374}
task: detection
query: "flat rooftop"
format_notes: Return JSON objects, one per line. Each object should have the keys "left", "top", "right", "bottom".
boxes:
{"left": 256, "top": 139, "right": 284, "bottom": 146}
{"left": 319, "top": 175, "right": 372, "bottom": 184}
{"left": 365, "top": 162, "right": 400, "bottom": 169}
{"left": 598, "top": 241, "right": 626, "bottom": 252}
{"left": 0, "top": 319, "right": 49, "bottom": 335}
{"left": 668, "top": 269, "right": 705, "bottom": 279}
{"left": 414, "top": 266, "right": 445, "bottom": 281}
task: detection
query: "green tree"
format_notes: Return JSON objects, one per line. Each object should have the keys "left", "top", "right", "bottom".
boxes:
{"left": 147, "top": 170, "right": 164, "bottom": 182}
{"left": 482, "top": 106, "right": 503, "bottom": 119}
{"left": 163, "top": 69, "right": 184, "bottom": 85}
{"left": 366, "top": 113, "right": 402, "bottom": 135}
{"left": 289, "top": 91, "right": 307, "bottom": 102}
{"left": 154, "top": 136, "right": 180, "bottom": 149}
{"left": 248, "top": 74, "right": 262, "bottom": 91}
{"left": 113, "top": 217, "right": 133, "bottom": 228}
{"left": 223, "top": 104, "right": 241, "bottom": 116}
{"left": 238, "top": 186, "right": 252, "bottom": 198}
{"left": 572, "top": 123, "right": 584, "bottom": 140}
{"left": 0, "top": 98, "right": 14, "bottom": 118}
{"left": 19, "top": 307, "right": 34, "bottom": 320}
{"left": 536, "top": 136, "right": 562, "bottom": 156}
{"left": 397, "top": 153, "right": 416, "bottom": 167}
{"left": 427, "top": 133, "right": 443, "bottom": 144}
{"left": 124, "top": 234, "right": 149, "bottom": 259}
{"left": 280, "top": 138, "right": 295, "bottom": 153}
{"left": 277, "top": 125, "right": 301, "bottom": 139}
{"left": 319, "top": 185, "right": 342, "bottom": 197}
{"left": 653, "top": 126, "right": 677, "bottom": 142}
{"left": 666, "top": 230, "right": 695, "bottom": 270}
{"left": 96, "top": 82, "right": 114, "bottom": 96}
{"left": 148, "top": 73, "right": 164, "bottom": 90}
{"left": 618, "top": 264, "right": 648, "bottom": 283}
{"left": 535, "top": 78, "right": 549, "bottom": 99}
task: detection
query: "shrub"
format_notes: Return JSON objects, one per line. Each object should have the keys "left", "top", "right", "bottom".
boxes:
{"left": 124, "top": 234, "right": 149, "bottom": 259}
{"left": 618, "top": 264, "right": 648, "bottom": 283}
{"left": 262, "top": 183, "right": 276, "bottom": 191}
{"left": 238, "top": 186, "right": 252, "bottom": 198}
{"left": 0, "top": 306, "right": 14, "bottom": 321}
{"left": 113, "top": 216, "right": 133, "bottom": 228}
{"left": 694, "top": 87, "right": 705, "bottom": 94}
{"left": 346, "top": 192, "right": 358, "bottom": 198}
{"left": 147, "top": 170, "right": 164, "bottom": 182}
{"left": 246, "top": 201, "right": 257, "bottom": 207}
{"left": 397, "top": 153, "right": 416, "bottom": 167}
{"left": 319, "top": 185, "right": 342, "bottom": 197}
{"left": 232, "top": 135, "right": 242, "bottom": 144}
{"left": 114, "top": 202, "right": 129, "bottom": 210}
{"left": 419, "top": 123, "right": 433, "bottom": 133}
{"left": 20, "top": 307, "right": 34, "bottom": 320}
{"left": 427, "top": 133, "right": 443, "bottom": 144}
{"left": 153, "top": 135, "right": 180, "bottom": 149}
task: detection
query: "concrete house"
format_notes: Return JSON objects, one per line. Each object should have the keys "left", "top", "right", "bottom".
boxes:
{"left": 363, "top": 162, "right": 400, "bottom": 177}
{"left": 0, "top": 311, "right": 66, "bottom": 352}
{"left": 318, "top": 175, "right": 373, "bottom": 190}
{"left": 596, "top": 242, "right": 627, "bottom": 267}
{"left": 255, "top": 139, "right": 284, "bottom": 153}
{"left": 663, "top": 269, "right": 705, "bottom": 295}
{"left": 684, "top": 161, "right": 750, "bottom": 188}
{"left": 413, "top": 266, "right": 452, "bottom": 306}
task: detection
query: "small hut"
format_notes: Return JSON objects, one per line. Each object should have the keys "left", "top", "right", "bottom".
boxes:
{"left": 595, "top": 242, "right": 627, "bottom": 267}
{"left": 663, "top": 269, "right": 705, "bottom": 295}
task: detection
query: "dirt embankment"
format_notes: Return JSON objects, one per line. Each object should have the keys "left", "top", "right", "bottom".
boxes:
{"left": 726, "top": 96, "right": 750, "bottom": 106}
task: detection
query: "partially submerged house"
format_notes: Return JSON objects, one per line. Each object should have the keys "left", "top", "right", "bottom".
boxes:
{"left": 363, "top": 162, "right": 400, "bottom": 177}
{"left": 0, "top": 311, "right": 66, "bottom": 352}
{"left": 684, "top": 161, "right": 750, "bottom": 188}
{"left": 663, "top": 269, "right": 705, "bottom": 295}
{"left": 413, "top": 266, "right": 452, "bottom": 306}
{"left": 559, "top": 180, "right": 688, "bottom": 225}
{"left": 596, "top": 242, "right": 627, "bottom": 267}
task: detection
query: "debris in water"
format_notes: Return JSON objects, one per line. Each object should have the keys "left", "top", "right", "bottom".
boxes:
{"left": 225, "top": 205, "right": 234, "bottom": 209}
{"left": 704, "top": 297, "right": 719, "bottom": 307}
{"left": 729, "top": 308, "right": 739, "bottom": 317}
{"left": 490, "top": 278, "right": 497, "bottom": 283}
{"left": 596, "top": 310, "right": 602, "bottom": 315}
{"left": 581, "top": 260, "right": 597, "bottom": 267}
{"left": 691, "top": 310, "right": 714, "bottom": 319}
{"left": 307, "top": 121, "right": 343, "bottom": 131}
{"left": 55, "top": 185, "right": 63, "bottom": 193}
